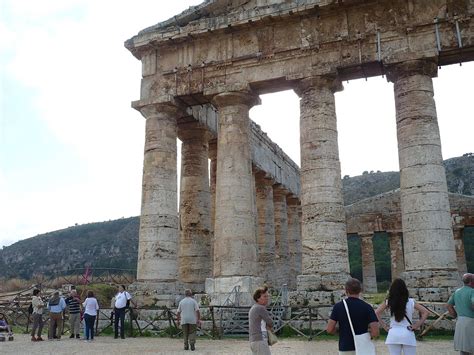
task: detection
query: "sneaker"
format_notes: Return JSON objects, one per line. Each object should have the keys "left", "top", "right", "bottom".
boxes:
{"left": 190, "top": 343, "right": 195, "bottom": 351}
{"left": 37, "top": 337, "right": 44, "bottom": 341}
{"left": 184, "top": 344, "right": 189, "bottom": 350}
{"left": 31, "top": 336, "right": 37, "bottom": 342}
{"left": 70, "top": 334, "right": 75, "bottom": 339}
{"left": 76, "top": 334, "right": 80, "bottom": 339}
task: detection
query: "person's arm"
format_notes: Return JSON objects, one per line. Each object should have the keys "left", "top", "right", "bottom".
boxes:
{"left": 375, "top": 302, "right": 389, "bottom": 331}
{"left": 446, "top": 303, "right": 457, "bottom": 318}
{"left": 412, "top": 302, "right": 429, "bottom": 330}
{"left": 176, "top": 303, "right": 181, "bottom": 325}
{"left": 261, "top": 308, "right": 273, "bottom": 331}
{"left": 196, "top": 310, "right": 201, "bottom": 326}
{"left": 326, "top": 319, "right": 338, "bottom": 334}
{"left": 369, "top": 321, "right": 379, "bottom": 338}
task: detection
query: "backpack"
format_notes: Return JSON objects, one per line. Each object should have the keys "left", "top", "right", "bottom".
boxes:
{"left": 28, "top": 303, "right": 33, "bottom": 314}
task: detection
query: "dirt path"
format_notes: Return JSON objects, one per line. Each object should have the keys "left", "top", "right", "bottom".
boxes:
{"left": 1, "top": 334, "right": 457, "bottom": 354}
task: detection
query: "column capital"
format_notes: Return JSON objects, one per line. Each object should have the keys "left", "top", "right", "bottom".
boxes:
{"left": 211, "top": 91, "right": 261, "bottom": 109}
{"left": 178, "top": 121, "right": 211, "bottom": 142}
{"left": 273, "top": 184, "right": 289, "bottom": 198}
{"left": 385, "top": 59, "right": 438, "bottom": 83}
{"left": 286, "top": 195, "right": 301, "bottom": 206}
{"left": 255, "top": 171, "right": 274, "bottom": 187}
{"left": 137, "top": 102, "right": 184, "bottom": 120}
{"left": 359, "top": 232, "right": 374, "bottom": 239}
{"left": 294, "top": 74, "right": 343, "bottom": 97}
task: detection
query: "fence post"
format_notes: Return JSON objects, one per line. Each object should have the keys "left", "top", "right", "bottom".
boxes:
{"left": 308, "top": 307, "right": 313, "bottom": 341}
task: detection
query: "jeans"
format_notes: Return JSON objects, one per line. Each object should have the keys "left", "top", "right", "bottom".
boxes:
{"left": 114, "top": 307, "right": 126, "bottom": 338}
{"left": 84, "top": 314, "right": 96, "bottom": 340}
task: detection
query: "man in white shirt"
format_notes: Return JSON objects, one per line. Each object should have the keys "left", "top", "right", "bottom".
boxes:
{"left": 114, "top": 285, "right": 132, "bottom": 339}
{"left": 177, "top": 289, "right": 201, "bottom": 351}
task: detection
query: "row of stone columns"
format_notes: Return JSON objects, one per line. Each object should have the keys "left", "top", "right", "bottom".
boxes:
{"left": 134, "top": 59, "right": 460, "bottom": 305}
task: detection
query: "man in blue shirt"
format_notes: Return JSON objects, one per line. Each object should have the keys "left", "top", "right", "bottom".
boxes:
{"left": 327, "top": 278, "right": 379, "bottom": 354}
{"left": 47, "top": 291, "right": 66, "bottom": 340}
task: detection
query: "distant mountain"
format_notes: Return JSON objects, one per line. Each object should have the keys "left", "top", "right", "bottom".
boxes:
{"left": 342, "top": 153, "right": 473, "bottom": 205}
{"left": 1, "top": 154, "right": 472, "bottom": 279}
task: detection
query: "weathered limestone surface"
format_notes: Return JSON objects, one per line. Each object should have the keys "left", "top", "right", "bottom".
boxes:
{"left": 453, "top": 228, "right": 468, "bottom": 275}
{"left": 360, "top": 233, "right": 378, "bottom": 293}
{"left": 211, "top": 91, "right": 260, "bottom": 278}
{"left": 255, "top": 172, "right": 276, "bottom": 285}
{"left": 287, "top": 196, "right": 302, "bottom": 290}
{"left": 178, "top": 122, "right": 212, "bottom": 291}
{"left": 273, "top": 185, "right": 290, "bottom": 287}
{"left": 387, "top": 60, "right": 460, "bottom": 297}
{"left": 296, "top": 76, "right": 350, "bottom": 292}
{"left": 388, "top": 232, "right": 405, "bottom": 281}
{"left": 137, "top": 104, "right": 180, "bottom": 283}
{"left": 208, "top": 139, "right": 217, "bottom": 274}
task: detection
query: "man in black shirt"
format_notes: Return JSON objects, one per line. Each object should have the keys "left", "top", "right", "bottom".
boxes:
{"left": 327, "top": 278, "right": 379, "bottom": 354}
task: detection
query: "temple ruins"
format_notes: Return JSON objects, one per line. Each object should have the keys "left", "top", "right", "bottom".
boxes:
{"left": 125, "top": 0, "right": 474, "bottom": 306}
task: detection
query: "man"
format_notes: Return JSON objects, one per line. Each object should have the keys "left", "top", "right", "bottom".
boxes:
{"left": 447, "top": 273, "right": 474, "bottom": 355}
{"left": 248, "top": 286, "right": 273, "bottom": 355}
{"left": 177, "top": 289, "right": 201, "bottom": 351}
{"left": 65, "top": 289, "right": 81, "bottom": 339}
{"left": 327, "top": 278, "right": 379, "bottom": 355}
{"left": 31, "top": 289, "right": 44, "bottom": 341}
{"left": 47, "top": 291, "right": 66, "bottom": 340}
{"left": 114, "top": 284, "right": 132, "bottom": 339}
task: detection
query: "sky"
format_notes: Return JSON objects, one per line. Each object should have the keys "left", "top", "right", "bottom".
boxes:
{"left": 1, "top": 0, "right": 473, "bottom": 248}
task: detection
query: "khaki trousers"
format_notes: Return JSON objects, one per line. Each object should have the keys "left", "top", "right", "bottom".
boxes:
{"left": 182, "top": 324, "right": 196, "bottom": 346}
{"left": 48, "top": 312, "right": 63, "bottom": 339}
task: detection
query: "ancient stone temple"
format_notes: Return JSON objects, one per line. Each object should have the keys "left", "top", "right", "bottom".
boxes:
{"left": 126, "top": 0, "right": 474, "bottom": 305}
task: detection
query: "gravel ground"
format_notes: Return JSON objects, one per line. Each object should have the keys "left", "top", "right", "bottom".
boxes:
{"left": 0, "top": 334, "right": 457, "bottom": 355}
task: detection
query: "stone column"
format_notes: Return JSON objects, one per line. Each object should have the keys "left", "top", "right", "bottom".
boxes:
{"left": 134, "top": 103, "right": 180, "bottom": 305}
{"left": 387, "top": 60, "right": 459, "bottom": 300}
{"left": 287, "top": 196, "right": 302, "bottom": 290}
{"left": 209, "top": 138, "right": 217, "bottom": 273}
{"left": 388, "top": 232, "right": 405, "bottom": 281}
{"left": 205, "top": 91, "right": 262, "bottom": 305}
{"left": 178, "top": 122, "right": 212, "bottom": 292}
{"left": 360, "top": 233, "right": 378, "bottom": 293}
{"left": 453, "top": 228, "right": 468, "bottom": 275}
{"left": 273, "top": 185, "right": 290, "bottom": 287}
{"left": 294, "top": 75, "right": 350, "bottom": 300}
{"left": 255, "top": 172, "right": 276, "bottom": 285}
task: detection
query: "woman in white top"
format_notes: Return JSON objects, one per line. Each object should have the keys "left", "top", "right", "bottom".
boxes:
{"left": 376, "top": 279, "right": 429, "bottom": 355}
{"left": 82, "top": 290, "right": 99, "bottom": 341}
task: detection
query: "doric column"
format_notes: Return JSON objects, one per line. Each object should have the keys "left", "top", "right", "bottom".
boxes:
{"left": 205, "top": 91, "right": 262, "bottom": 305}
{"left": 273, "top": 185, "right": 290, "bottom": 287}
{"left": 388, "top": 232, "right": 405, "bottom": 281}
{"left": 453, "top": 228, "right": 468, "bottom": 275}
{"left": 360, "top": 233, "right": 378, "bottom": 293}
{"left": 287, "top": 196, "right": 302, "bottom": 290}
{"left": 211, "top": 91, "right": 260, "bottom": 277}
{"left": 295, "top": 75, "right": 350, "bottom": 293}
{"left": 136, "top": 103, "right": 180, "bottom": 286}
{"left": 209, "top": 138, "right": 217, "bottom": 273}
{"left": 255, "top": 171, "right": 276, "bottom": 285}
{"left": 387, "top": 60, "right": 459, "bottom": 298}
{"left": 178, "top": 122, "right": 212, "bottom": 292}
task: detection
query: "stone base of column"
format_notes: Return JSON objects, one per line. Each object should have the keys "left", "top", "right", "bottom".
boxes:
{"left": 128, "top": 281, "right": 178, "bottom": 307}
{"left": 296, "top": 272, "right": 350, "bottom": 292}
{"left": 288, "top": 289, "right": 345, "bottom": 307}
{"left": 205, "top": 276, "right": 264, "bottom": 306}
{"left": 402, "top": 270, "right": 461, "bottom": 302}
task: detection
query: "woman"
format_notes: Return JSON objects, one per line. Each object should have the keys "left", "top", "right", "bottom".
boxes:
{"left": 82, "top": 290, "right": 99, "bottom": 342}
{"left": 248, "top": 286, "right": 273, "bottom": 355}
{"left": 376, "top": 279, "right": 429, "bottom": 355}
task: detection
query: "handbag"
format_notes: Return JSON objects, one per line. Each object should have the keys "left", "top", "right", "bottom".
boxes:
{"left": 342, "top": 299, "right": 376, "bottom": 355}
{"left": 267, "top": 329, "right": 278, "bottom": 346}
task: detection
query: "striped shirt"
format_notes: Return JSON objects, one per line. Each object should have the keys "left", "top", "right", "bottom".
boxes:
{"left": 66, "top": 296, "right": 81, "bottom": 314}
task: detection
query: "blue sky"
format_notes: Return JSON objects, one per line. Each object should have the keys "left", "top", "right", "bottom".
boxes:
{"left": 1, "top": 0, "right": 473, "bottom": 248}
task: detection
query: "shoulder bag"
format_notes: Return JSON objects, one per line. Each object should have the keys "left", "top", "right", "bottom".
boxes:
{"left": 267, "top": 328, "right": 278, "bottom": 346}
{"left": 342, "top": 299, "right": 376, "bottom": 355}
